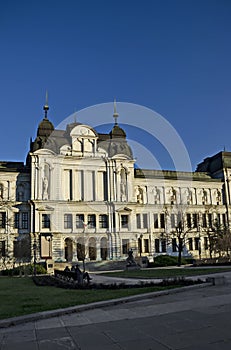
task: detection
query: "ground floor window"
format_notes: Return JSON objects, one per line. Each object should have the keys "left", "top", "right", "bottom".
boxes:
{"left": 155, "top": 239, "right": 160, "bottom": 253}
{"left": 144, "top": 239, "right": 149, "bottom": 253}
{"left": 122, "top": 239, "right": 129, "bottom": 254}
{"left": 0, "top": 240, "right": 6, "bottom": 257}
{"left": 172, "top": 238, "right": 177, "bottom": 252}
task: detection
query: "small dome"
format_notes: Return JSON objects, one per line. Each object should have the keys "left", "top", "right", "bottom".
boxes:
{"left": 110, "top": 125, "right": 126, "bottom": 139}
{"left": 37, "top": 118, "right": 54, "bottom": 138}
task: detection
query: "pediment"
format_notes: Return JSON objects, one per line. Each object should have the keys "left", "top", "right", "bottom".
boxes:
{"left": 36, "top": 205, "right": 54, "bottom": 211}
{"left": 116, "top": 206, "right": 132, "bottom": 212}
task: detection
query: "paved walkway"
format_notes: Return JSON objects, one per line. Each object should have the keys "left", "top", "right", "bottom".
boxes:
{"left": 1, "top": 270, "right": 231, "bottom": 349}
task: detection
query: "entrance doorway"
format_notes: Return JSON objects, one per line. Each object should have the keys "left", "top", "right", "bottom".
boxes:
{"left": 64, "top": 238, "right": 73, "bottom": 262}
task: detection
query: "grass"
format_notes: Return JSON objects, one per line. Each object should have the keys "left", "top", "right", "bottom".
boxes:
{"left": 0, "top": 276, "right": 182, "bottom": 320}
{"left": 100, "top": 267, "right": 231, "bottom": 279}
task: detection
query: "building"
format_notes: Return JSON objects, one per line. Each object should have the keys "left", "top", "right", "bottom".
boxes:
{"left": 0, "top": 101, "right": 231, "bottom": 267}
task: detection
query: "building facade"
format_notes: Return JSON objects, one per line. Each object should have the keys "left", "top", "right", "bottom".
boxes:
{"left": 1, "top": 102, "right": 231, "bottom": 266}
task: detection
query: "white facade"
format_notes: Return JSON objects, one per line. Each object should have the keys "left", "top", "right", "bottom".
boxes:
{"left": 0, "top": 105, "right": 231, "bottom": 264}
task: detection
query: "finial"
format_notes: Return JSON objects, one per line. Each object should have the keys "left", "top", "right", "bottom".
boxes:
{"left": 43, "top": 91, "right": 49, "bottom": 119}
{"left": 113, "top": 98, "right": 119, "bottom": 125}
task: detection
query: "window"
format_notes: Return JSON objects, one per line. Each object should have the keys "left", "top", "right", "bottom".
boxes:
{"left": 171, "top": 214, "right": 175, "bottom": 228}
{"left": 222, "top": 213, "right": 226, "bottom": 227}
{"left": 154, "top": 214, "right": 158, "bottom": 228}
{"left": 144, "top": 239, "right": 149, "bottom": 253}
{"left": 14, "top": 213, "right": 19, "bottom": 229}
{"left": 121, "top": 215, "right": 128, "bottom": 229}
{"left": 155, "top": 239, "right": 160, "bottom": 253}
{"left": 0, "top": 241, "right": 6, "bottom": 257}
{"left": 64, "top": 214, "right": 72, "bottom": 229}
{"left": 76, "top": 214, "right": 84, "bottom": 228}
{"left": 136, "top": 214, "right": 141, "bottom": 229}
{"left": 161, "top": 239, "right": 167, "bottom": 253}
{"left": 0, "top": 212, "right": 6, "bottom": 229}
{"left": 204, "top": 237, "right": 208, "bottom": 250}
{"left": 99, "top": 214, "right": 108, "bottom": 228}
{"left": 88, "top": 214, "right": 96, "bottom": 228}
{"left": 187, "top": 214, "right": 191, "bottom": 229}
{"left": 22, "top": 212, "right": 28, "bottom": 229}
{"left": 42, "top": 214, "right": 51, "bottom": 229}
{"left": 216, "top": 214, "right": 221, "bottom": 226}
{"left": 194, "top": 237, "right": 200, "bottom": 250}
{"left": 177, "top": 212, "right": 182, "bottom": 227}
{"left": 122, "top": 239, "right": 129, "bottom": 254}
{"left": 172, "top": 238, "right": 177, "bottom": 252}
{"left": 160, "top": 214, "right": 165, "bottom": 229}
{"left": 143, "top": 214, "right": 148, "bottom": 228}
{"left": 192, "top": 214, "right": 198, "bottom": 228}
{"left": 202, "top": 213, "right": 207, "bottom": 228}
{"left": 0, "top": 184, "right": 3, "bottom": 199}
{"left": 208, "top": 214, "right": 212, "bottom": 227}
{"left": 188, "top": 237, "right": 193, "bottom": 250}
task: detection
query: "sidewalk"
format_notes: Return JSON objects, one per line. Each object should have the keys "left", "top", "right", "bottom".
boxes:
{"left": 1, "top": 272, "right": 231, "bottom": 349}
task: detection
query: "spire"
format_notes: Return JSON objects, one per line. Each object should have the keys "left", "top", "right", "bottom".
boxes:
{"left": 43, "top": 91, "right": 49, "bottom": 119}
{"left": 113, "top": 98, "right": 119, "bottom": 125}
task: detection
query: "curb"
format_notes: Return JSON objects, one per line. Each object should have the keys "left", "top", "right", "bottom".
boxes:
{"left": 0, "top": 282, "right": 212, "bottom": 328}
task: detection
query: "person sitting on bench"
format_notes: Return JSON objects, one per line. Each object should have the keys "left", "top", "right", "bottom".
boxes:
{"left": 74, "top": 264, "right": 92, "bottom": 283}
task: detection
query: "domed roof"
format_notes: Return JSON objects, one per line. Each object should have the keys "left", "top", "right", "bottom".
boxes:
{"left": 37, "top": 117, "right": 54, "bottom": 138}
{"left": 110, "top": 124, "right": 126, "bottom": 138}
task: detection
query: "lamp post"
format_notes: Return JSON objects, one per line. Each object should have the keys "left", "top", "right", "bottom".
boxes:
{"left": 33, "top": 241, "right": 37, "bottom": 276}
{"left": 198, "top": 224, "right": 202, "bottom": 260}
{"left": 175, "top": 222, "right": 183, "bottom": 267}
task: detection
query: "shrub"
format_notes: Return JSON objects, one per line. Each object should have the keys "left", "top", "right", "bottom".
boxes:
{"left": 1, "top": 264, "right": 47, "bottom": 276}
{"left": 150, "top": 255, "right": 189, "bottom": 267}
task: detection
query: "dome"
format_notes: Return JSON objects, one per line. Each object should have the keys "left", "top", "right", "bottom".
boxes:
{"left": 110, "top": 125, "right": 126, "bottom": 139}
{"left": 37, "top": 118, "right": 54, "bottom": 138}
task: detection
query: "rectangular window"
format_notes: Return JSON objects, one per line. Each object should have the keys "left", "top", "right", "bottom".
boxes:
{"left": 99, "top": 214, "right": 108, "bottom": 228}
{"left": 144, "top": 239, "right": 149, "bottom": 253}
{"left": 121, "top": 215, "right": 128, "bottom": 229}
{"left": 103, "top": 171, "right": 108, "bottom": 201}
{"left": 122, "top": 239, "right": 129, "bottom": 254}
{"left": 14, "top": 213, "right": 19, "bottom": 229}
{"left": 136, "top": 214, "right": 141, "bottom": 229}
{"left": 76, "top": 214, "right": 84, "bottom": 228}
{"left": 204, "top": 237, "right": 208, "bottom": 250}
{"left": 216, "top": 214, "right": 221, "bottom": 226}
{"left": 222, "top": 213, "right": 226, "bottom": 227}
{"left": 64, "top": 214, "right": 72, "bottom": 229}
{"left": 172, "top": 238, "right": 177, "bottom": 252}
{"left": 155, "top": 239, "right": 160, "bottom": 253}
{"left": 160, "top": 214, "right": 165, "bottom": 229}
{"left": 188, "top": 237, "right": 193, "bottom": 250}
{"left": 177, "top": 212, "right": 182, "bottom": 227}
{"left": 0, "top": 241, "right": 6, "bottom": 257}
{"left": 187, "top": 214, "right": 191, "bottom": 229}
{"left": 22, "top": 212, "right": 28, "bottom": 229}
{"left": 0, "top": 212, "right": 6, "bottom": 229}
{"left": 154, "top": 214, "right": 158, "bottom": 228}
{"left": 161, "top": 239, "right": 167, "bottom": 253}
{"left": 171, "top": 214, "right": 175, "bottom": 228}
{"left": 208, "top": 214, "right": 212, "bottom": 227}
{"left": 202, "top": 213, "right": 207, "bottom": 228}
{"left": 143, "top": 214, "right": 148, "bottom": 228}
{"left": 88, "top": 214, "right": 96, "bottom": 228}
{"left": 194, "top": 237, "right": 200, "bottom": 250}
{"left": 193, "top": 214, "right": 198, "bottom": 228}
{"left": 42, "top": 214, "right": 51, "bottom": 229}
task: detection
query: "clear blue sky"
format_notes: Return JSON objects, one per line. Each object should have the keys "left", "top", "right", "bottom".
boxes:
{"left": 0, "top": 0, "right": 231, "bottom": 170}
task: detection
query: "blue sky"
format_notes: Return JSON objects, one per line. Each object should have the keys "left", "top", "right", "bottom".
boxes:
{"left": 0, "top": 0, "right": 231, "bottom": 170}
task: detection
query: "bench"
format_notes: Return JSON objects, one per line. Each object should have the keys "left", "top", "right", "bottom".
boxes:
{"left": 54, "top": 269, "right": 89, "bottom": 285}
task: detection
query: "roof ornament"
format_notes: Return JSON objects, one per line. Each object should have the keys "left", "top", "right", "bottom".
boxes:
{"left": 43, "top": 91, "right": 49, "bottom": 119}
{"left": 113, "top": 98, "right": 119, "bottom": 125}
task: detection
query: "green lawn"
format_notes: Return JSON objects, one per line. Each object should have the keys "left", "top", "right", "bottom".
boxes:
{"left": 0, "top": 277, "right": 180, "bottom": 320}
{"left": 100, "top": 267, "right": 231, "bottom": 279}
